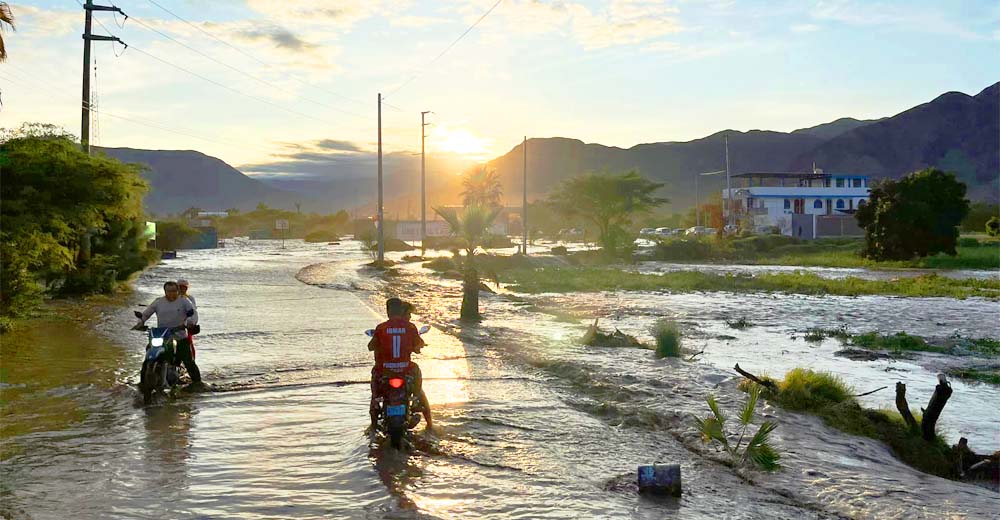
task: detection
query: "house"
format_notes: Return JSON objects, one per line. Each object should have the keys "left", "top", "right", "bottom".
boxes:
{"left": 723, "top": 170, "right": 871, "bottom": 238}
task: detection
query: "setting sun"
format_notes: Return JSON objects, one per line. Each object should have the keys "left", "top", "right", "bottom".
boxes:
{"left": 430, "top": 126, "right": 491, "bottom": 158}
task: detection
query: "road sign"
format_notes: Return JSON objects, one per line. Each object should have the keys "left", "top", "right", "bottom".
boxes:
{"left": 275, "top": 219, "right": 289, "bottom": 230}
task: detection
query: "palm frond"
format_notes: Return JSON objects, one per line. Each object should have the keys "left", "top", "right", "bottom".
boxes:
{"left": 747, "top": 420, "right": 778, "bottom": 449}
{"left": 745, "top": 442, "right": 781, "bottom": 471}
{"left": 706, "top": 395, "right": 727, "bottom": 425}
{"left": 694, "top": 416, "right": 727, "bottom": 447}
{"left": 739, "top": 383, "right": 761, "bottom": 426}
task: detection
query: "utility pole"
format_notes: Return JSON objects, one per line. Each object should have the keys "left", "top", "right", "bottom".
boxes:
{"left": 421, "top": 110, "right": 432, "bottom": 256}
{"left": 81, "top": 0, "right": 123, "bottom": 155}
{"left": 522, "top": 136, "right": 528, "bottom": 255}
{"left": 377, "top": 93, "right": 384, "bottom": 263}
{"left": 724, "top": 134, "right": 731, "bottom": 228}
{"left": 695, "top": 172, "right": 699, "bottom": 227}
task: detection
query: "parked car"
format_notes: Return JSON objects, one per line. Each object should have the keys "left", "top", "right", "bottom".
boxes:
{"left": 684, "top": 226, "right": 707, "bottom": 236}
{"left": 639, "top": 228, "right": 656, "bottom": 236}
{"left": 704, "top": 227, "right": 718, "bottom": 235}
{"left": 655, "top": 227, "right": 672, "bottom": 237}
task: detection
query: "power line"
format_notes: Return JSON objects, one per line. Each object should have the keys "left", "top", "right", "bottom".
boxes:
{"left": 124, "top": 13, "right": 366, "bottom": 119}
{"left": 386, "top": 0, "right": 503, "bottom": 99}
{"left": 143, "top": 0, "right": 367, "bottom": 109}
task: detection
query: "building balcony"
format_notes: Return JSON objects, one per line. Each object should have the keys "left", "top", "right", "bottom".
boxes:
{"left": 724, "top": 186, "right": 870, "bottom": 199}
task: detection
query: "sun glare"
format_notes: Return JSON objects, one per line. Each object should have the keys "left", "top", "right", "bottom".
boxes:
{"left": 432, "top": 127, "right": 491, "bottom": 157}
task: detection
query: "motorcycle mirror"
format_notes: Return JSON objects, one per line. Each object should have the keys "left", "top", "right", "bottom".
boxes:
{"left": 418, "top": 325, "right": 431, "bottom": 335}
{"left": 365, "top": 329, "right": 375, "bottom": 337}
{"left": 133, "top": 310, "right": 143, "bottom": 319}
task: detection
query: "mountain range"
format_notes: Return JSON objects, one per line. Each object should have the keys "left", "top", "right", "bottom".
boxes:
{"left": 102, "top": 81, "right": 998, "bottom": 216}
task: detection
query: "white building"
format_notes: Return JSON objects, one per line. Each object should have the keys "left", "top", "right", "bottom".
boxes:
{"left": 723, "top": 171, "right": 871, "bottom": 237}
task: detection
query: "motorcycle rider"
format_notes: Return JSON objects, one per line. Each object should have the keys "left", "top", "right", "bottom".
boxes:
{"left": 368, "top": 298, "right": 431, "bottom": 430}
{"left": 136, "top": 281, "right": 201, "bottom": 386}
{"left": 402, "top": 302, "right": 433, "bottom": 429}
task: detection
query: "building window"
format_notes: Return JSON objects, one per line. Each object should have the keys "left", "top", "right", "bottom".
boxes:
{"left": 824, "top": 178, "right": 831, "bottom": 187}
{"left": 852, "top": 178, "right": 862, "bottom": 187}
{"left": 836, "top": 178, "right": 845, "bottom": 187}
{"left": 813, "top": 199, "right": 823, "bottom": 209}
{"left": 784, "top": 199, "right": 791, "bottom": 210}
{"left": 836, "top": 199, "right": 845, "bottom": 209}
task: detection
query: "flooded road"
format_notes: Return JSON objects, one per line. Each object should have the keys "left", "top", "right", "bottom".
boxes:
{"left": 2, "top": 240, "right": 997, "bottom": 519}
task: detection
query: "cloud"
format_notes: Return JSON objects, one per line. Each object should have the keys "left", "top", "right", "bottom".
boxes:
{"left": 316, "top": 139, "right": 365, "bottom": 152}
{"left": 791, "top": 23, "right": 820, "bottom": 33}
{"left": 389, "top": 15, "right": 449, "bottom": 28}
{"left": 8, "top": 4, "right": 78, "bottom": 37}
{"left": 811, "top": 0, "right": 990, "bottom": 40}
{"left": 234, "top": 25, "right": 318, "bottom": 51}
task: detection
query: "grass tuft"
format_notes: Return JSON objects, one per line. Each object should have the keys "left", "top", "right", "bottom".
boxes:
{"left": 652, "top": 319, "right": 682, "bottom": 358}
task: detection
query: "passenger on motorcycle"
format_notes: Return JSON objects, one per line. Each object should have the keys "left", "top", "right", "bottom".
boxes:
{"left": 403, "top": 302, "right": 433, "bottom": 429}
{"left": 136, "top": 281, "right": 201, "bottom": 385}
{"left": 177, "top": 278, "right": 199, "bottom": 359}
{"left": 368, "top": 297, "right": 432, "bottom": 429}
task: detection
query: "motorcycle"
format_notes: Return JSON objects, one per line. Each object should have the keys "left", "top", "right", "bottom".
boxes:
{"left": 366, "top": 325, "right": 430, "bottom": 449}
{"left": 133, "top": 310, "right": 192, "bottom": 404}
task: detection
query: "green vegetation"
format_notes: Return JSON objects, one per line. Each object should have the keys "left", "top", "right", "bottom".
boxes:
{"left": 155, "top": 221, "right": 201, "bottom": 250}
{"left": 850, "top": 332, "right": 948, "bottom": 354}
{"left": 652, "top": 319, "right": 681, "bottom": 357}
{"left": 1, "top": 125, "right": 156, "bottom": 329}
{"left": 725, "top": 317, "right": 753, "bottom": 329}
{"left": 965, "top": 337, "right": 1000, "bottom": 357}
{"left": 303, "top": 229, "right": 339, "bottom": 243}
{"left": 548, "top": 170, "right": 666, "bottom": 259}
{"left": 803, "top": 329, "right": 826, "bottom": 342}
{"left": 201, "top": 205, "right": 350, "bottom": 240}
{"left": 961, "top": 202, "right": 998, "bottom": 232}
{"left": 947, "top": 368, "right": 1000, "bottom": 385}
{"left": 988, "top": 216, "right": 1000, "bottom": 237}
{"left": 856, "top": 168, "right": 970, "bottom": 261}
{"left": 502, "top": 267, "right": 1000, "bottom": 299}
{"left": 741, "top": 369, "right": 958, "bottom": 479}
{"left": 651, "top": 234, "right": 999, "bottom": 270}
{"left": 693, "top": 385, "right": 781, "bottom": 471}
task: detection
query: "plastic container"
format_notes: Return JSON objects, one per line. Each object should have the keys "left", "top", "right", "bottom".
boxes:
{"left": 637, "top": 464, "right": 681, "bottom": 496}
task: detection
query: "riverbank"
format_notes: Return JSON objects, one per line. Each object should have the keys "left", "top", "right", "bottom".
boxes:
{"left": 501, "top": 267, "right": 1000, "bottom": 299}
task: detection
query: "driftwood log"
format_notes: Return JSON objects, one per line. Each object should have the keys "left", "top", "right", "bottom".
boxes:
{"left": 921, "top": 375, "right": 953, "bottom": 442}
{"left": 894, "top": 382, "right": 919, "bottom": 430}
{"left": 733, "top": 363, "right": 778, "bottom": 391}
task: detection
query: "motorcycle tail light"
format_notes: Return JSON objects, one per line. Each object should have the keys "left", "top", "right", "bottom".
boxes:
{"left": 389, "top": 378, "right": 404, "bottom": 389}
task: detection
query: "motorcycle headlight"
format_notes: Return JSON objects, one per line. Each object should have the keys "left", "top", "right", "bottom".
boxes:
{"left": 151, "top": 338, "right": 164, "bottom": 347}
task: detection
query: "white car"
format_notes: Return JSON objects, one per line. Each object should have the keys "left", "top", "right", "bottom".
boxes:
{"left": 655, "top": 227, "right": 673, "bottom": 236}
{"left": 639, "top": 228, "right": 656, "bottom": 236}
{"left": 685, "top": 226, "right": 707, "bottom": 236}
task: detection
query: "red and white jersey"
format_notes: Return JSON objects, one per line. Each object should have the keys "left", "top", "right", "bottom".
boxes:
{"left": 373, "top": 318, "right": 424, "bottom": 370}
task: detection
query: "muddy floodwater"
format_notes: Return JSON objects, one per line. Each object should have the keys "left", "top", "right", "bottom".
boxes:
{"left": 2, "top": 240, "right": 998, "bottom": 519}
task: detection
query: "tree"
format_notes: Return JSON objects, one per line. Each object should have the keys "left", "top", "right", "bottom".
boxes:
{"left": 0, "top": 3, "right": 14, "bottom": 63}
{"left": 987, "top": 216, "right": 999, "bottom": 237}
{"left": 855, "top": 168, "right": 970, "bottom": 261}
{"left": 461, "top": 167, "right": 502, "bottom": 208}
{"left": 548, "top": 170, "right": 667, "bottom": 258}
{"left": 1, "top": 125, "right": 152, "bottom": 324}
{"left": 434, "top": 204, "right": 501, "bottom": 321}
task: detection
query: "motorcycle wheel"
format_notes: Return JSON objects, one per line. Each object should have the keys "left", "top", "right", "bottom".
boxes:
{"left": 140, "top": 363, "right": 156, "bottom": 404}
{"left": 387, "top": 416, "right": 405, "bottom": 449}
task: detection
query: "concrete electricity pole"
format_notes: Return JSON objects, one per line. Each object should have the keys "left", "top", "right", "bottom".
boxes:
{"left": 81, "top": 0, "right": 123, "bottom": 155}
{"left": 421, "top": 110, "right": 432, "bottom": 256}
{"left": 377, "top": 93, "right": 384, "bottom": 263}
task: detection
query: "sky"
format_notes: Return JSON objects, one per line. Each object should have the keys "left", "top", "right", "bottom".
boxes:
{"left": 2, "top": 0, "right": 998, "bottom": 183}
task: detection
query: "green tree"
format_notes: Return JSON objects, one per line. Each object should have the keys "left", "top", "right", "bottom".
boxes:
{"left": 987, "top": 216, "right": 1000, "bottom": 238}
{"left": 434, "top": 204, "right": 501, "bottom": 321}
{"left": 461, "top": 167, "right": 503, "bottom": 208}
{"left": 155, "top": 221, "right": 200, "bottom": 250}
{"left": 1, "top": 126, "right": 152, "bottom": 323}
{"left": 548, "top": 170, "right": 667, "bottom": 258}
{"left": 855, "top": 168, "right": 970, "bottom": 261}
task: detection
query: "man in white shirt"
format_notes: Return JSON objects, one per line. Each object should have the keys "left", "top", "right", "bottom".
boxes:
{"left": 137, "top": 281, "right": 201, "bottom": 384}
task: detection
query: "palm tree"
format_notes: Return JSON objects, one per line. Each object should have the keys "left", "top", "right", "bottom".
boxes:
{"left": 461, "top": 167, "right": 502, "bottom": 208}
{"left": 434, "top": 204, "right": 501, "bottom": 321}
{"left": 0, "top": 3, "right": 14, "bottom": 63}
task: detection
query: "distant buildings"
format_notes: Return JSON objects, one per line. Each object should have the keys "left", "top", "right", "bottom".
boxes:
{"left": 723, "top": 170, "right": 871, "bottom": 238}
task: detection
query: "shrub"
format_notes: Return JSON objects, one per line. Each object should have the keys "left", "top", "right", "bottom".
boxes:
{"left": 303, "top": 229, "right": 339, "bottom": 242}
{"left": 775, "top": 368, "right": 853, "bottom": 410}
{"left": 652, "top": 318, "right": 681, "bottom": 357}
{"left": 988, "top": 216, "right": 1000, "bottom": 237}
{"left": 957, "top": 237, "right": 980, "bottom": 248}
{"left": 424, "top": 257, "right": 456, "bottom": 272}
{"left": 851, "top": 332, "right": 945, "bottom": 353}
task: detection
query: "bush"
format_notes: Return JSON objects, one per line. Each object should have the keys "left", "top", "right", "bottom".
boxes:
{"left": 988, "top": 216, "right": 1000, "bottom": 237}
{"left": 653, "top": 238, "right": 719, "bottom": 261}
{"left": 652, "top": 318, "right": 681, "bottom": 357}
{"left": 851, "top": 331, "right": 946, "bottom": 354}
{"left": 775, "top": 368, "right": 853, "bottom": 410}
{"left": 303, "top": 229, "right": 339, "bottom": 243}
{"left": 156, "top": 221, "right": 200, "bottom": 250}
{"left": 957, "top": 237, "right": 980, "bottom": 248}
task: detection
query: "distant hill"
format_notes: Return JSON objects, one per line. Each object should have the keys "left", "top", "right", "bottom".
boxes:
{"left": 96, "top": 147, "right": 326, "bottom": 216}
{"left": 791, "top": 117, "right": 884, "bottom": 140}
{"left": 790, "top": 82, "right": 999, "bottom": 202}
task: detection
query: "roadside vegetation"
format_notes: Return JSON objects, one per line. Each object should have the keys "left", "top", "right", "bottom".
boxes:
{"left": 802, "top": 328, "right": 998, "bottom": 359}
{"left": 1, "top": 124, "right": 157, "bottom": 331}
{"left": 737, "top": 369, "right": 964, "bottom": 480}
{"left": 652, "top": 319, "right": 682, "bottom": 357}
{"left": 694, "top": 384, "right": 781, "bottom": 471}
{"left": 501, "top": 267, "right": 1000, "bottom": 299}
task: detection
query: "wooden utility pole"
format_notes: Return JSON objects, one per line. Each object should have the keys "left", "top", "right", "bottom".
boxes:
{"left": 80, "top": 0, "right": 123, "bottom": 155}
{"left": 377, "top": 93, "right": 384, "bottom": 263}
{"left": 522, "top": 136, "right": 528, "bottom": 255}
{"left": 421, "top": 110, "right": 432, "bottom": 256}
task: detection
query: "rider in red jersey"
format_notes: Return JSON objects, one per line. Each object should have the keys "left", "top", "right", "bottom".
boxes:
{"left": 368, "top": 298, "right": 432, "bottom": 429}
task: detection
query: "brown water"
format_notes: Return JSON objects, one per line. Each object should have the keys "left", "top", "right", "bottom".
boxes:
{"left": 2, "top": 240, "right": 997, "bottom": 519}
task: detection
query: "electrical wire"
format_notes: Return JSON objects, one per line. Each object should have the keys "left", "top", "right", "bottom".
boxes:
{"left": 385, "top": 0, "right": 503, "bottom": 99}
{"left": 125, "top": 13, "right": 366, "bottom": 119}
{"left": 143, "top": 0, "right": 367, "bottom": 109}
